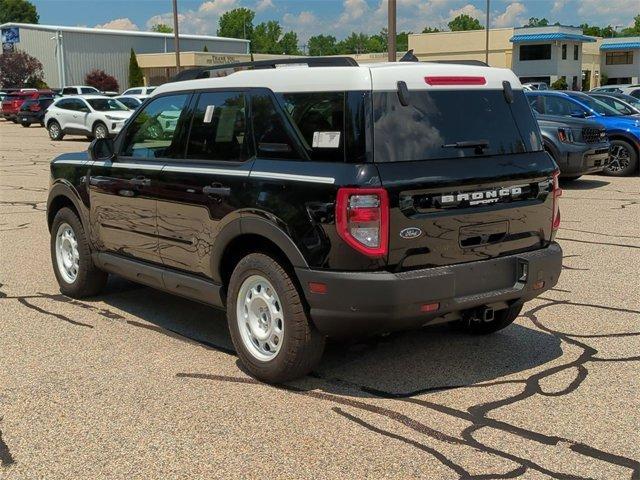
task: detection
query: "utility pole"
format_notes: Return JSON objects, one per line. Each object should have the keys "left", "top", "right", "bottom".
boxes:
{"left": 172, "top": 0, "right": 181, "bottom": 72}
{"left": 388, "top": 0, "right": 396, "bottom": 62}
{"left": 485, "top": 0, "right": 490, "bottom": 65}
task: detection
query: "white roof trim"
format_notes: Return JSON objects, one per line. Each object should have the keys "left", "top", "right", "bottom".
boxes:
{"left": 0, "top": 22, "right": 250, "bottom": 44}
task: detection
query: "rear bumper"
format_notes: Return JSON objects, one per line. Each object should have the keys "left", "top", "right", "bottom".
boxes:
{"left": 560, "top": 144, "right": 609, "bottom": 176}
{"left": 296, "top": 243, "right": 562, "bottom": 337}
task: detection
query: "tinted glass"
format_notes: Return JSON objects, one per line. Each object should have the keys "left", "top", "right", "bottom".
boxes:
{"left": 81, "top": 87, "right": 99, "bottom": 94}
{"left": 127, "top": 89, "right": 142, "bottom": 95}
{"left": 62, "top": 87, "right": 76, "bottom": 95}
{"left": 87, "top": 98, "right": 128, "bottom": 111}
{"left": 147, "top": 87, "right": 156, "bottom": 94}
{"left": 55, "top": 98, "right": 86, "bottom": 111}
{"left": 118, "top": 97, "right": 140, "bottom": 109}
{"left": 121, "top": 94, "right": 189, "bottom": 159}
{"left": 570, "top": 94, "right": 620, "bottom": 116}
{"left": 373, "top": 89, "right": 541, "bottom": 162}
{"left": 251, "top": 93, "right": 298, "bottom": 160}
{"left": 543, "top": 95, "right": 583, "bottom": 116}
{"left": 595, "top": 96, "right": 634, "bottom": 115}
{"left": 573, "top": 45, "right": 579, "bottom": 60}
{"left": 520, "top": 44, "right": 551, "bottom": 61}
{"left": 276, "top": 92, "right": 345, "bottom": 162}
{"left": 562, "top": 44, "right": 567, "bottom": 59}
{"left": 186, "top": 91, "right": 248, "bottom": 161}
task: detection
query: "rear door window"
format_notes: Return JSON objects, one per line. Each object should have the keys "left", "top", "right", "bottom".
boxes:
{"left": 373, "top": 89, "right": 541, "bottom": 162}
{"left": 251, "top": 93, "right": 299, "bottom": 160}
{"left": 276, "top": 92, "right": 345, "bottom": 162}
{"left": 186, "top": 91, "right": 248, "bottom": 162}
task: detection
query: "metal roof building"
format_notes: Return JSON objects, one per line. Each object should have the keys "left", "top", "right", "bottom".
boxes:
{"left": 0, "top": 23, "right": 250, "bottom": 90}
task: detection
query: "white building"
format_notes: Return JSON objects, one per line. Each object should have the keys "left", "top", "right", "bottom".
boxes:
{"left": 599, "top": 37, "right": 640, "bottom": 84}
{"left": 0, "top": 23, "right": 250, "bottom": 90}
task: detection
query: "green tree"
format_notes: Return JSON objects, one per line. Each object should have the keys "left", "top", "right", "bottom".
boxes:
{"left": 525, "top": 17, "right": 549, "bottom": 27}
{"left": 621, "top": 15, "right": 640, "bottom": 36}
{"left": 396, "top": 31, "right": 410, "bottom": 52}
{"left": 217, "top": 7, "right": 255, "bottom": 40}
{"left": 252, "top": 20, "right": 282, "bottom": 53}
{"left": 448, "top": 14, "right": 484, "bottom": 31}
{"left": 579, "top": 23, "right": 619, "bottom": 37}
{"left": 337, "top": 32, "right": 371, "bottom": 54}
{"left": 0, "top": 0, "right": 39, "bottom": 24}
{"left": 150, "top": 23, "right": 173, "bottom": 33}
{"left": 307, "top": 35, "right": 338, "bottom": 56}
{"left": 128, "top": 48, "right": 144, "bottom": 88}
{"left": 422, "top": 26, "right": 441, "bottom": 33}
{"left": 278, "top": 31, "right": 300, "bottom": 55}
{"left": 203, "top": 45, "right": 209, "bottom": 52}
{"left": 0, "top": 50, "right": 43, "bottom": 87}
{"left": 551, "top": 77, "right": 568, "bottom": 90}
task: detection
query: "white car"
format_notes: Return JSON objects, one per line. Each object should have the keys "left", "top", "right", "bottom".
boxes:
{"left": 60, "top": 85, "right": 101, "bottom": 96}
{"left": 45, "top": 95, "right": 133, "bottom": 140}
{"left": 115, "top": 95, "right": 144, "bottom": 110}
{"left": 121, "top": 86, "right": 156, "bottom": 98}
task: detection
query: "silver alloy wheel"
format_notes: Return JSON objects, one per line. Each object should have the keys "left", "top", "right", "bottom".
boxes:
{"left": 49, "top": 122, "right": 60, "bottom": 139}
{"left": 55, "top": 222, "right": 80, "bottom": 284}
{"left": 608, "top": 144, "right": 631, "bottom": 172}
{"left": 236, "top": 274, "right": 284, "bottom": 362}
{"left": 94, "top": 124, "right": 107, "bottom": 139}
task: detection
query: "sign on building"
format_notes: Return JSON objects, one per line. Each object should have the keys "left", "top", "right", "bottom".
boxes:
{"left": 1, "top": 27, "right": 20, "bottom": 44}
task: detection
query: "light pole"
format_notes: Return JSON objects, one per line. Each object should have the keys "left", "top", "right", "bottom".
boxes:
{"left": 172, "top": 0, "right": 181, "bottom": 72}
{"left": 485, "top": 0, "right": 490, "bottom": 65}
{"left": 388, "top": 0, "right": 396, "bottom": 62}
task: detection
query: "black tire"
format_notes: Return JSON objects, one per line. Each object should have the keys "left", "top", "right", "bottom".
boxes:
{"left": 48, "top": 120, "right": 64, "bottom": 140}
{"left": 21, "top": 122, "right": 31, "bottom": 128}
{"left": 92, "top": 122, "right": 108, "bottom": 139}
{"left": 561, "top": 175, "right": 581, "bottom": 182}
{"left": 227, "top": 253, "right": 325, "bottom": 383}
{"left": 50, "top": 207, "right": 108, "bottom": 298}
{"left": 604, "top": 140, "right": 638, "bottom": 176}
{"left": 465, "top": 303, "right": 523, "bottom": 335}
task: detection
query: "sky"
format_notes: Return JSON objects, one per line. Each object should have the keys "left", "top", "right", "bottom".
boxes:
{"left": 29, "top": 0, "right": 640, "bottom": 43}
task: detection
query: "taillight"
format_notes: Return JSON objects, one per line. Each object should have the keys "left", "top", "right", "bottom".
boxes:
{"left": 551, "top": 171, "right": 562, "bottom": 231}
{"left": 336, "top": 188, "right": 389, "bottom": 257}
{"left": 29, "top": 104, "right": 41, "bottom": 112}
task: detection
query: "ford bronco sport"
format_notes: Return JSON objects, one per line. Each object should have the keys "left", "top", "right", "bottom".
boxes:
{"left": 47, "top": 57, "right": 563, "bottom": 383}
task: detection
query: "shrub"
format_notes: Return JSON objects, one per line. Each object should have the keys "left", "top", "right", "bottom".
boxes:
{"left": 551, "top": 78, "right": 568, "bottom": 90}
{"left": 128, "top": 48, "right": 144, "bottom": 88}
{"left": 85, "top": 69, "right": 119, "bottom": 92}
{"left": 0, "top": 50, "right": 43, "bottom": 88}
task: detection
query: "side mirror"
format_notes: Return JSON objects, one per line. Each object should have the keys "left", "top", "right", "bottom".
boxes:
{"left": 570, "top": 110, "right": 587, "bottom": 118}
{"left": 80, "top": 107, "right": 90, "bottom": 113}
{"left": 89, "top": 137, "right": 115, "bottom": 161}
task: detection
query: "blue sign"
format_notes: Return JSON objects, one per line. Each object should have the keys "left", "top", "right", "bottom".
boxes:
{"left": 1, "top": 27, "right": 20, "bottom": 44}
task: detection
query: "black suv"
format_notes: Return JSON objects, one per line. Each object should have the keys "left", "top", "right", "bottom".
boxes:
{"left": 18, "top": 96, "right": 54, "bottom": 127}
{"left": 47, "top": 59, "right": 563, "bottom": 382}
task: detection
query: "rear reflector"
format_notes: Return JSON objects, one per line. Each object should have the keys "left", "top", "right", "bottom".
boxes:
{"left": 420, "top": 302, "right": 440, "bottom": 313}
{"left": 425, "top": 76, "right": 487, "bottom": 86}
{"left": 308, "top": 282, "right": 327, "bottom": 294}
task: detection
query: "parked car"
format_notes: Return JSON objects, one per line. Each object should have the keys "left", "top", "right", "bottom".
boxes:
{"left": 114, "top": 95, "right": 143, "bottom": 110}
{"left": 47, "top": 58, "right": 563, "bottom": 383}
{"left": 590, "top": 85, "right": 627, "bottom": 93}
{"left": 523, "top": 82, "right": 548, "bottom": 90}
{"left": 536, "top": 113, "right": 609, "bottom": 180}
{"left": 44, "top": 95, "right": 132, "bottom": 140}
{"left": 619, "top": 85, "right": 640, "bottom": 99}
{"left": 1, "top": 90, "right": 54, "bottom": 122}
{"left": 588, "top": 92, "right": 640, "bottom": 116}
{"left": 527, "top": 90, "right": 640, "bottom": 176}
{"left": 121, "top": 86, "right": 156, "bottom": 98}
{"left": 60, "top": 85, "right": 101, "bottom": 96}
{"left": 18, "top": 96, "right": 55, "bottom": 127}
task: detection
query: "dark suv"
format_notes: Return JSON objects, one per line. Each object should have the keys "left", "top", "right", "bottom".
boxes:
{"left": 47, "top": 59, "right": 563, "bottom": 382}
{"left": 18, "top": 96, "right": 55, "bottom": 127}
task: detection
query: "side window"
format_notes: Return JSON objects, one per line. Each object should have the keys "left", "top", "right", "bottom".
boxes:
{"left": 251, "top": 93, "right": 298, "bottom": 160}
{"left": 545, "top": 96, "right": 578, "bottom": 116}
{"left": 72, "top": 99, "right": 89, "bottom": 111}
{"left": 186, "top": 91, "right": 248, "bottom": 162}
{"left": 127, "top": 89, "right": 142, "bottom": 95}
{"left": 81, "top": 87, "right": 97, "bottom": 94}
{"left": 55, "top": 98, "right": 73, "bottom": 110}
{"left": 276, "top": 92, "right": 345, "bottom": 162}
{"left": 121, "top": 94, "right": 189, "bottom": 159}
{"left": 528, "top": 95, "right": 545, "bottom": 114}
{"left": 62, "top": 87, "right": 76, "bottom": 95}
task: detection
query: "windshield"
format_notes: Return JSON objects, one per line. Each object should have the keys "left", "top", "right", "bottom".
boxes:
{"left": 373, "top": 89, "right": 542, "bottom": 162}
{"left": 621, "top": 95, "right": 640, "bottom": 108}
{"left": 573, "top": 94, "right": 621, "bottom": 116}
{"left": 87, "top": 98, "right": 128, "bottom": 111}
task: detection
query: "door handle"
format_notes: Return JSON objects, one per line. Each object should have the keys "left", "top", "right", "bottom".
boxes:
{"left": 129, "top": 177, "right": 151, "bottom": 187}
{"left": 203, "top": 185, "right": 231, "bottom": 197}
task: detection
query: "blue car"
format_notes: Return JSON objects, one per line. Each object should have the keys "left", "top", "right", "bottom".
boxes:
{"left": 526, "top": 90, "right": 640, "bottom": 176}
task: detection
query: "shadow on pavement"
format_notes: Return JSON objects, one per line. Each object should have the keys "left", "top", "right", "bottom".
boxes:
{"left": 561, "top": 178, "right": 610, "bottom": 190}
{"left": 94, "top": 276, "right": 562, "bottom": 398}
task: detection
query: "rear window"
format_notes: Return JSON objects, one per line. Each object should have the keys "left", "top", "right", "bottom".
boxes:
{"left": 372, "top": 89, "right": 542, "bottom": 162}
{"left": 87, "top": 98, "right": 127, "bottom": 111}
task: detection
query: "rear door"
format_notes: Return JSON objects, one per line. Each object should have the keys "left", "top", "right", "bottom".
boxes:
{"left": 156, "top": 90, "right": 252, "bottom": 276}
{"left": 370, "top": 78, "right": 557, "bottom": 271}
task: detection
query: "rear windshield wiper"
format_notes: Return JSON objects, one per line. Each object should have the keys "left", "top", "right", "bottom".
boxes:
{"left": 442, "top": 140, "right": 489, "bottom": 150}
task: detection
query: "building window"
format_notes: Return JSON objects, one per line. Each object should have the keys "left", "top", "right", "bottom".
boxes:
{"left": 605, "top": 51, "right": 634, "bottom": 65}
{"left": 562, "top": 44, "right": 567, "bottom": 60}
{"left": 574, "top": 45, "right": 579, "bottom": 60}
{"left": 520, "top": 44, "right": 552, "bottom": 61}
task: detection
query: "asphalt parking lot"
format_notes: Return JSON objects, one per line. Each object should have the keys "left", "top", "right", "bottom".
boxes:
{"left": 1, "top": 121, "right": 639, "bottom": 479}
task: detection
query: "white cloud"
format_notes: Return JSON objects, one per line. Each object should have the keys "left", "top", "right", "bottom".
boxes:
{"left": 146, "top": 0, "right": 240, "bottom": 35}
{"left": 282, "top": 11, "right": 319, "bottom": 43}
{"left": 95, "top": 18, "right": 139, "bottom": 31}
{"left": 493, "top": 2, "right": 526, "bottom": 28}
{"left": 551, "top": 0, "right": 567, "bottom": 14}
{"left": 448, "top": 4, "right": 484, "bottom": 21}
{"left": 577, "top": 0, "right": 640, "bottom": 26}
{"left": 338, "top": 0, "right": 370, "bottom": 25}
{"left": 255, "top": 0, "right": 274, "bottom": 12}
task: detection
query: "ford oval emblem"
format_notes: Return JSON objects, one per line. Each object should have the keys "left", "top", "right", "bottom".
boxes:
{"left": 400, "top": 227, "right": 422, "bottom": 239}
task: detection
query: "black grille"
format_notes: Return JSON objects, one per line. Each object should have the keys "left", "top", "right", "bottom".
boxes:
{"left": 582, "top": 127, "right": 606, "bottom": 144}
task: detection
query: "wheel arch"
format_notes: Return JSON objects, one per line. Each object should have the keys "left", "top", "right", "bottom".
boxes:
{"left": 47, "top": 182, "right": 88, "bottom": 233}
{"left": 91, "top": 119, "right": 107, "bottom": 133}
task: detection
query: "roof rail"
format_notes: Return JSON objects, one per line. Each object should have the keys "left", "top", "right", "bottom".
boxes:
{"left": 427, "top": 59, "right": 489, "bottom": 67}
{"left": 169, "top": 56, "right": 359, "bottom": 83}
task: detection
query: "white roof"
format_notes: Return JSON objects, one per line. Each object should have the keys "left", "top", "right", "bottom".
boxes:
{"left": 153, "top": 62, "right": 522, "bottom": 96}
{"left": 0, "top": 22, "right": 250, "bottom": 44}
